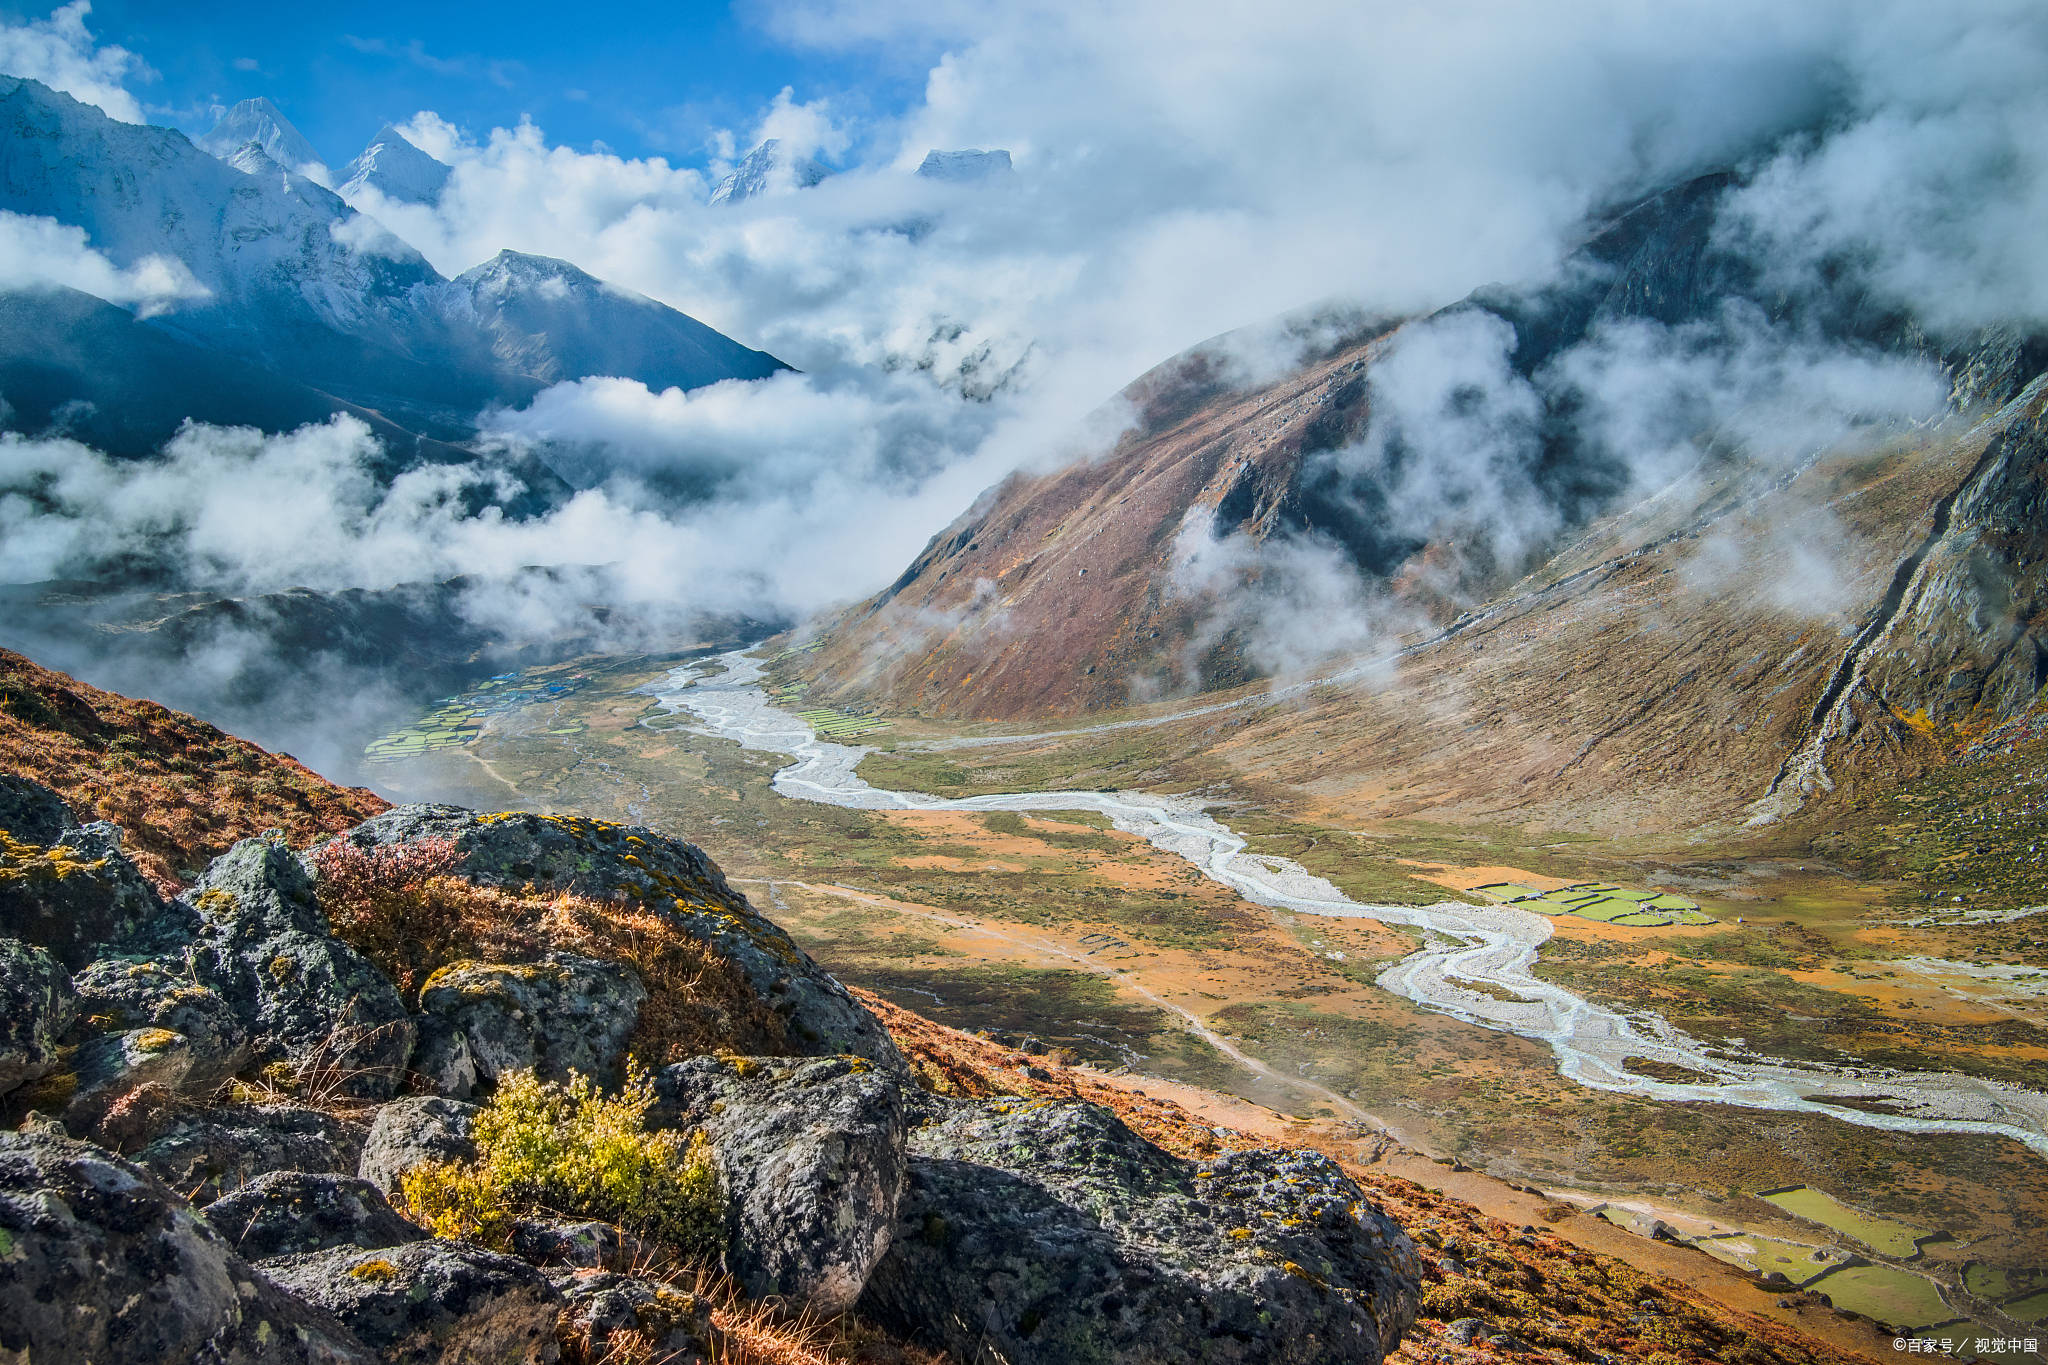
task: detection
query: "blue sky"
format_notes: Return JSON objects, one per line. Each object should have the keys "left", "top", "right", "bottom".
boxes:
{"left": 28, "top": 0, "right": 926, "bottom": 167}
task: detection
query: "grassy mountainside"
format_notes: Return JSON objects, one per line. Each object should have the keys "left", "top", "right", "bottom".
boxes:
{"left": 0, "top": 647, "right": 387, "bottom": 890}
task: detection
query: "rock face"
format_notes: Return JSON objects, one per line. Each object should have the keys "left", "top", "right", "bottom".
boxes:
{"left": 859, "top": 1097, "right": 1422, "bottom": 1365}
{"left": 416, "top": 952, "right": 645, "bottom": 1092}
{"left": 0, "top": 1128, "right": 374, "bottom": 1365}
{"left": 182, "top": 837, "right": 414, "bottom": 1100}
{"left": 133, "top": 1102, "right": 368, "bottom": 1204}
{"left": 334, "top": 805, "right": 904, "bottom": 1070}
{"left": 264, "top": 1240, "right": 561, "bottom": 1365}
{"left": 71, "top": 956, "right": 252, "bottom": 1089}
{"left": 553, "top": 1270, "right": 716, "bottom": 1364}
{"left": 654, "top": 1055, "right": 907, "bottom": 1312}
{"left": 356, "top": 1095, "right": 478, "bottom": 1196}
{"left": 202, "top": 1171, "right": 425, "bottom": 1259}
{"left": 0, "top": 937, "right": 73, "bottom": 1094}
{"left": 0, "top": 782, "right": 166, "bottom": 969}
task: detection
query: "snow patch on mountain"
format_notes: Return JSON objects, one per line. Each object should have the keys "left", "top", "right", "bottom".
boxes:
{"left": 709, "top": 138, "right": 830, "bottom": 206}
{"left": 198, "top": 96, "right": 328, "bottom": 184}
{"left": 915, "top": 149, "right": 1013, "bottom": 183}
{"left": 338, "top": 123, "right": 450, "bottom": 208}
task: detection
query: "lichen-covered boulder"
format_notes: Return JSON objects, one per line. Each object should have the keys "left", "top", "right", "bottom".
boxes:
{"left": 202, "top": 1171, "right": 425, "bottom": 1259}
{"left": 858, "top": 1097, "right": 1422, "bottom": 1365}
{"left": 133, "top": 1101, "right": 368, "bottom": 1204}
{"left": 356, "top": 1095, "right": 479, "bottom": 1196}
{"left": 71, "top": 957, "right": 252, "bottom": 1089}
{"left": 62, "top": 1026, "right": 196, "bottom": 1133}
{"left": 416, "top": 952, "right": 646, "bottom": 1092}
{"left": 263, "top": 1240, "right": 562, "bottom": 1365}
{"left": 653, "top": 1054, "right": 906, "bottom": 1312}
{"left": 0, "top": 1128, "right": 374, "bottom": 1364}
{"left": 0, "top": 938, "right": 74, "bottom": 1095}
{"left": 0, "top": 779, "right": 166, "bottom": 969}
{"left": 332, "top": 805, "right": 903, "bottom": 1070}
{"left": 182, "top": 837, "right": 414, "bottom": 1100}
{"left": 552, "top": 1270, "right": 717, "bottom": 1365}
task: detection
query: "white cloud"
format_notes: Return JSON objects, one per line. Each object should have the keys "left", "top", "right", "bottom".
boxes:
{"left": 0, "top": 1, "right": 146, "bottom": 123}
{"left": 0, "top": 210, "right": 208, "bottom": 313}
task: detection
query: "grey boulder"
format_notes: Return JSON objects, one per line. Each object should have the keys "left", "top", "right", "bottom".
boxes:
{"left": 858, "top": 1097, "right": 1422, "bottom": 1365}
{"left": 416, "top": 952, "right": 645, "bottom": 1092}
{"left": 71, "top": 956, "right": 252, "bottom": 1089}
{"left": 132, "top": 1101, "right": 368, "bottom": 1204}
{"left": 0, "top": 780, "right": 166, "bottom": 969}
{"left": 202, "top": 1170, "right": 424, "bottom": 1260}
{"left": 0, "top": 1128, "right": 372, "bottom": 1364}
{"left": 182, "top": 838, "right": 414, "bottom": 1101}
{"left": 654, "top": 1054, "right": 906, "bottom": 1312}
{"left": 553, "top": 1270, "right": 717, "bottom": 1365}
{"left": 263, "top": 1240, "right": 562, "bottom": 1365}
{"left": 356, "top": 1095, "right": 478, "bottom": 1196}
{"left": 0, "top": 938, "right": 74, "bottom": 1095}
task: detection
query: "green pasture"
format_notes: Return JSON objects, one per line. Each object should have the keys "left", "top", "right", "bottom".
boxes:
{"left": 1471, "top": 880, "right": 1715, "bottom": 927}
{"left": 798, "top": 708, "right": 888, "bottom": 739}
{"left": 1808, "top": 1263, "right": 1954, "bottom": 1329}
{"left": 1761, "top": 1185, "right": 1933, "bottom": 1257}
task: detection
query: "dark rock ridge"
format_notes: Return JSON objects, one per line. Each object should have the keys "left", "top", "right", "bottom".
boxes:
{"left": 859, "top": 1096, "right": 1422, "bottom": 1365}
{"left": 0, "top": 772, "right": 1420, "bottom": 1363}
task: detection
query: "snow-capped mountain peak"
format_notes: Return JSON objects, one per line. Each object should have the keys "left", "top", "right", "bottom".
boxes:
{"left": 708, "top": 138, "right": 830, "bottom": 206}
{"left": 916, "top": 148, "right": 1013, "bottom": 183}
{"left": 338, "top": 123, "right": 451, "bottom": 208}
{"left": 198, "top": 96, "right": 327, "bottom": 182}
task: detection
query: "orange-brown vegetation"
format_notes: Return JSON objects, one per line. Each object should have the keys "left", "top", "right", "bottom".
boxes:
{"left": 313, "top": 838, "right": 790, "bottom": 1064}
{"left": 852, "top": 986, "right": 1876, "bottom": 1365}
{"left": 0, "top": 648, "right": 387, "bottom": 892}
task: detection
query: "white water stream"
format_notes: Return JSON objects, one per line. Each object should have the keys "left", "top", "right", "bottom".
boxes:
{"left": 652, "top": 653, "right": 2048, "bottom": 1158}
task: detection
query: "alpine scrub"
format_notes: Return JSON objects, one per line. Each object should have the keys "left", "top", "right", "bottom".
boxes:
{"left": 400, "top": 1066, "right": 723, "bottom": 1261}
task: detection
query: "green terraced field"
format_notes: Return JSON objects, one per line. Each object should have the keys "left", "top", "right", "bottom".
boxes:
{"left": 1471, "top": 880, "right": 1713, "bottom": 927}
{"left": 798, "top": 708, "right": 888, "bottom": 739}
{"left": 1808, "top": 1263, "right": 1955, "bottom": 1329}
{"left": 1696, "top": 1233, "right": 1841, "bottom": 1286}
{"left": 363, "top": 671, "right": 590, "bottom": 764}
{"left": 1762, "top": 1185, "right": 1934, "bottom": 1257}
{"left": 2006, "top": 1289, "right": 2048, "bottom": 1324}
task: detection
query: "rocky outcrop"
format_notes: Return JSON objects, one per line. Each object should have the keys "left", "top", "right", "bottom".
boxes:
{"left": 416, "top": 952, "right": 645, "bottom": 1093}
{"left": 654, "top": 1054, "right": 906, "bottom": 1312}
{"left": 71, "top": 957, "right": 252, "bottom": 1089}
{"left": 264, "top": 1240, "right": 561, "bottom": 1365}
{"left": 202, "top": 1170, "right": 425, "bottom": 1259}
{"left": 859, "top": 1097, "right": 1422, "bottom": 1365}
{"left": 0, "top": 1127, "right": 374, "bottom": 1364}
{"left": 0, "top": 938, "right": 73, "bottom": 1094}
{"left": 133, "top": 1102, "right": 368, "bottom": 1204}
{"left": 356, "top": 1096, "right": 478, "bottom": 1196}
{"left": 333, "top": 805, "right": 904, "bottom": 1070}
{"left": 181, "top": 837, "right": 415, "bottom": 1101}
{"left": 0, "top": 781, "right": 166, "bottom": 969}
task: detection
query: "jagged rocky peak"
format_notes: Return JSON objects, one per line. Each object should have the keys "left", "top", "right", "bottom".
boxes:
{"left": 453, "top": 248, "right": 602, "bottom": 299}
{"left": 338, "top": 123, "right": 451, "bottom": 207}
{"left": 916, "top": 147, "right": 1013, "bottom": 182}
{"left": 709, "top": 137, "right": 830, "bottom": 206}
{"left": 197, "top": 96, "right": 325, "bottom": 179}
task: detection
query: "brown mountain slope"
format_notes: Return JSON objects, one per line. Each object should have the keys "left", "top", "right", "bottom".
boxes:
{"left": 801, "top": 317, "right": 1398, "bottom": 717}
{"left": 0, "top": 647, "right": 387, "bottom": 889}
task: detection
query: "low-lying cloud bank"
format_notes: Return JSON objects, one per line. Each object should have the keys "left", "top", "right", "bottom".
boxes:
{"left": 1, "top": 0, "right": 2045, "bottom": 732}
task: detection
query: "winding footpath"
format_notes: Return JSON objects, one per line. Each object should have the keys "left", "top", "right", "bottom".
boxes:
{"left": 651, "top": 653, "right": 2048, "bottom": 1158}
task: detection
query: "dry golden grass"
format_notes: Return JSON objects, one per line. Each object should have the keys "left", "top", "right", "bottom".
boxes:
{"left": 0, "top": 648, "right": 386, "bottom": 891}
{"left": 314, "top": 839, "right": 790, "bottom": 1065}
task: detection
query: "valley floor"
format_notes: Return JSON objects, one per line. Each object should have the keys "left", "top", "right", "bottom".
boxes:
{"left": 360, "top": 649, "right": 2048, "bottom": 1361}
